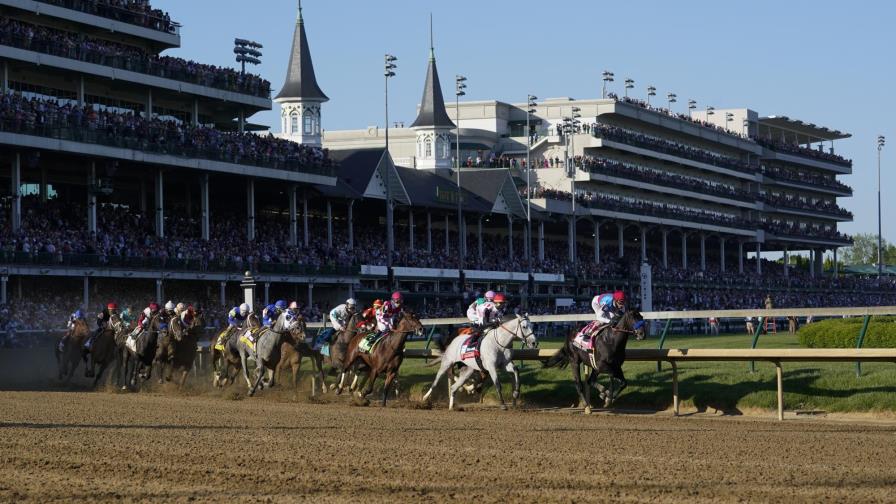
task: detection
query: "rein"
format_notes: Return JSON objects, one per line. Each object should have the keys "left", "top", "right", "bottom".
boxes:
{"left": 491, "top": 318, "right": 525, "bottom": 349}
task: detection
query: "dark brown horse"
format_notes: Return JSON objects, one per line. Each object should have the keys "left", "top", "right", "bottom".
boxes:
{"left": 56, "top": 318, "right": 90, "bottom": 383}
{"left": 155, "top": 310, "right": 204, "bottom": 388}
{"left": 343, "top": 310, "right": 424, "bottom": 406}
{"left": 85, "top": 315, "right": 121, "bottom": 388}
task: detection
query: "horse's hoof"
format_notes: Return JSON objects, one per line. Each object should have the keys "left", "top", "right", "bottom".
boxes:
{"left": 584, "top": 406, "right": 592, "bottom": 415}
{"left": 500, "top": 404, "right": 508, "bottom": 411}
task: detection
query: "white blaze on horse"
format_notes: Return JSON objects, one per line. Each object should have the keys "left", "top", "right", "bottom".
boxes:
{"left": 423, "top": 314, "right": 538, "bottom": 411}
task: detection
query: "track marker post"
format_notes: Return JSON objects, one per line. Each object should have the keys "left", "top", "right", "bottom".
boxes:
{"left": 855, "top": 315, "right": 871, "bottom": 377}
{"left": 656, "top": 319, "right": 672, "bottom": 372}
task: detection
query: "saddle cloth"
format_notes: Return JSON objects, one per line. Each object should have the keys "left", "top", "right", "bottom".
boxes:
{"left": 460, "top": 336, "right": 480, "bottom": 361}
{"left": 358, "top": 332, "right": 384, "bottom": 353}
{"left": 239, "top": 333, "right": 257, "bottom": 352}
{"left": 125, "top": 334, "right": 138, "bottom": 353}
{"left": 572, "top": 321, "right": 606, "bottom": 352}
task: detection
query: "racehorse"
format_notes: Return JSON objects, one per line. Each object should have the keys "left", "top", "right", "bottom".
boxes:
{"left": 85, "top": 315, "right": 122, "bottom": 388}
{"left": 120, "top": 314, "right": 166, "bottom": 391}
{"left": 155, "top": 310, "right": 204, "bottom": 388}
{"left": 236, "top": 311, "right": 302, "bottom": 396}
{"left": 212, "top": 315, "right": 260, "bottom": 388}
{"left": 328, "top": 312, "right": 369, "bottom": 394}
{"left": 275, "top": 314, "right": 328, "bottom": 397}
{"left": 55, "top": 318, "right": 90, "bottom": 383}
{"left": 423, "top": 314, "right": 538, "bottom": 411}
{"left": 543, "top": 310, "right": 645, "bottom": 414}
{"left": 342, "top": 310, "right": 424, "bottom": 406}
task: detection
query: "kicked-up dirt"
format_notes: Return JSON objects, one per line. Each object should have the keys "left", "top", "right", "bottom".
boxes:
{"left": 2, "top": 388, "right": 896, "bottom": 503}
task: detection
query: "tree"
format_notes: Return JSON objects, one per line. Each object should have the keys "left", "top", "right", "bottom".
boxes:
{"left": 839, "top": 233, "right": 896, "bottom": 265}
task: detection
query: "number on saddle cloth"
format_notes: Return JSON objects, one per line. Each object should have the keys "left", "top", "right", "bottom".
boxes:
{"left": 460, "top": 335, "right": 481, "bottom": 360}
{"left": 358, "top": 331, "right": 383, "bottom": 353}
{"left": 573, "top": 321, "right": 604, "bottom": 351}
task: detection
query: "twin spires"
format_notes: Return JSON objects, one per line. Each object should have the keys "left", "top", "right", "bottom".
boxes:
{"left": 275, "top": 0, "right": 327, "bottom": 102}
{"left": 410, "top": 16, "right": 455, "bottom": 130}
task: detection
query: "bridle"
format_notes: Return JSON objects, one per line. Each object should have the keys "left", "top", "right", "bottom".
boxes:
{"left": 491, "top": 317, "right": 533, "bottom": 349}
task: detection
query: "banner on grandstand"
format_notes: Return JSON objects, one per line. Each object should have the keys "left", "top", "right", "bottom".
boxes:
{"left": 639, "top": 263, "right": 652, "bottom": 312}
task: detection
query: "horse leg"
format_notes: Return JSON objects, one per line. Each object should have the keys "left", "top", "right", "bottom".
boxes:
{"left": 504, "top": 360, "right": 521, "bottom": 408}
{"left": 608, "top": 364, "right": 627, "bottom": 405}
{"left": 315, "top": 355, "right": 328, "bottom": 396}
{"left": 240, "top": 351, "right": 254, "bottom": 394}
{"left": 448, "top": 367, "right": 476, "bottom": 411}
{"left": 93, "top": 360, "right": 109, "bottom": 389}
{"left": 572, "top": 359, "right": 589, "bottom": 412}
{"left": 335, "top": 371, "right": 347, "bottom": 395}
{"left": 249, "top": 360, "right": 265, "bottom": 396}
{"left": 178, "top": 369, "right": 189, "bottom": 389}
{"left": 485, "top": 365, "right": 507, "bottom": 411}
{"left": 422, "top": 358, "right": 453, "bottom": 403}
{"left": 381, "top": 370, "right": 397, "bottom": 407}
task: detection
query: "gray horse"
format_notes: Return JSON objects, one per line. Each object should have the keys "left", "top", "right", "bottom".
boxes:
{"left": 423, "top": 314, "right": 538, "bottom": 411}
{"left": 237, "top": 311, "right": 301, "bottom": 396}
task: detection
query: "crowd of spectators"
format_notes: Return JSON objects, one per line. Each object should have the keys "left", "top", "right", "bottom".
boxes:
{"left": 762, "top": 220, "right": 850, "bottom": 242}
{"left": 0, "top": 92, "right": 332, "bottom": 174}
{"left": 754, "top": 137, "right": 852, "bottom": 167}
{"left": 761, "top": 165, "right": 852, "bottom": 193}
{"left": 760, "top": 193, "right": 852, "bottom": 218}
{"left": 0, "top": 17, "right": 268, "bottom": 97}
{"left": 34, "top": 0, "right": 176, "bottom": 33}
{"left": 590, "top": 123, "right": 758, "bottom": 174}
{"left": 608, "top": 94, "right": 753, "bottom": 141}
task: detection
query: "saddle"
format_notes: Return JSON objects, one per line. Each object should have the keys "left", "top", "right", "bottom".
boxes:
{"left": 358, "top": 331, "right": 384, "bottom": 354}
{"left": 573, "top": 321, "right": 610, "bottom": 352}
{"left": 460, "top": 336, "right": 481, "bottom": 360}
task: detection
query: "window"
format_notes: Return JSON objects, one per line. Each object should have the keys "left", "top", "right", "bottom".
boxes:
{"left": 290, "top": 113, "right": 298, "bottom": 134}
{"left": 303, "top": 110, "right": 313, "bottom": 134}
{"left": 424, "top": 137, "right": 432, "bottom": 158}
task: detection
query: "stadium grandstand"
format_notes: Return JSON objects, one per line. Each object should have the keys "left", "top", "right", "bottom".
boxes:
{"left": 1, "top": 1, "right": 893, "bottom": 344}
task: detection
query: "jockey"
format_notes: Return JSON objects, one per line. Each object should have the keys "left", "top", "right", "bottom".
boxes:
{"left": 216, "top": 303, "right": 250, "bottom": 346}
{"left": 330, "top": 298, "right": 357, "bottom": 332}
{"left": 469, "top": 293, "right": 506, "bottom": 345}
{"left": 592, "top": 291, "right": 626, "bottom": 326}
{"left": 131, "top": 302, "right": 160, "bottom": 337}
{"left": 466, "top": 297, "right": 485, "bottom": 324}
{"left": 376, "top": 292, "right": 403, "bottom": 333}
{"left": 120, "top": 306, "right": 133, "bottom": 325}
{"left": 175, "top": 302, "right": 195, "bottom": 327}
{"left": 285, "top": 301, "right": 300, "bottom": 322}
{"left": 59, "top": 309, "right": 87, "bottom": 350}
{"left": 360, "top": 299, "right": 382, "bottom": 332}
{"left": 86, "top": 302, "right": 118, "bottom": 348}
{"left": 261, "top": 299, "right": 288, "bottom": 327}
{"left": 484, "top": 290, "right": 496, "bottom": 303}
{"left": 162, "top": 301, "right": 177, "bottom": 323}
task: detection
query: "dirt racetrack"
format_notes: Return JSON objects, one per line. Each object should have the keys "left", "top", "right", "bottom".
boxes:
{"left": 2, "top": 388, "right": 896, "bottom": 503}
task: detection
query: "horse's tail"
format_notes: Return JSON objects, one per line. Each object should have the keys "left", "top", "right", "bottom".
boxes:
{"left": 543, "top": 345, "right": 571, "bottom": 369}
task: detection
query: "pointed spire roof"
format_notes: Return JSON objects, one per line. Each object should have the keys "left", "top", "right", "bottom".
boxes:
{"left": 410, "top": 16, "right": 455, "bottom": 129}
{"left": 275, "top": 1, "right": 328, "bottom": 102}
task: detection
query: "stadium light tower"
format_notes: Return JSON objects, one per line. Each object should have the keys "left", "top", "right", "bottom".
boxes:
{"left": 706, "top": 106, "right": 715, "bottom": 124}
{"left": 624, "top": 78, "right": 634, "bottom": 98}
{"left": 646, "top": 85, "right": 656, "bottom": 105}
{"left": 601, "top": 70, "right": 614, "bottom": 98}
{"left": 666, "top": 93, "right": 677, "bottom": 113}
{"left": 688, "top": 99, "right": 697, "bottom": 119}
{"left": 742, "top": 118, "right": 750, "bottom": 136}
{"left": 879, "top": 134, "right": 886, "bottom": 278}
{"left": 526, "top": 94, "right": 538, "bottom": 273}
{"left": 233, "top": 38, "right": 263, "bottom": 75}
{"left": 725, "top": 112, "right": 734, "bottom": 131}
{"left": 384, "top": 54, "right": 397, "bottom": 268}
{"left": 455, "top": 75, "right": 467, "bottom": 271}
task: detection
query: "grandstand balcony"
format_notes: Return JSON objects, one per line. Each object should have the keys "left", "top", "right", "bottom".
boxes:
{"left": 0, "top": 0, "right": 180, "bottom": 48}
{"left": 760, "top": 200, "right": 853, "bottom": 222}
{"left": 756, "top": 117, "right": 852, "bottom": 174}
{"left": 759, "top": 170, "right": 853, "bottom": 197}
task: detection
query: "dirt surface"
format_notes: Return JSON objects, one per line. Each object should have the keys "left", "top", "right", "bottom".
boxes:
{"left": 2, "top": 387, "right": 896, "bottom": 504}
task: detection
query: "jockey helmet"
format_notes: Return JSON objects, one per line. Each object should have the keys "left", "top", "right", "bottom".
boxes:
{"left": 391, "top": 291, "right": 403, "bottom": 302}
{"left": 164, "top": 300, "right": 175, "bottom": 311}
{"left": 175, "top": 302, "right": 185, "bottom": 313}
{"left": 484, "top": 290, "right": 496, "bottom": 301}
{"left": 288, "top": 301, "right": 298, "bottom": 310}
{"left": 493, "top": 293, "right": 507, "bottom": 304}
{"left": 106, "top": 302, "right": 118, "bottom": 310}
{"left": 275, "top": 300, "right": 288, "bottom": 311}
{"left": 74, "top": 309, "right": 84, "bottom": 319}
{"left": 372, "top": 299, "right": 384, "bottom": 309}
{"left": 613, "top": 291, "right": 625, "bottom": 302}
{"left": 149, "top": 302, "right": 160, "bottom": 312}
{"left": 239, "top": 303, "right": 250, "bottom": 316}
{"left": 346, "top": 298, "right": 357, "bottom": 307}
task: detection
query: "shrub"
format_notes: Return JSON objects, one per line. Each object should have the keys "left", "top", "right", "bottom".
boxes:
{"left": 798, "top": 317, "right": 896, "bottom": 348}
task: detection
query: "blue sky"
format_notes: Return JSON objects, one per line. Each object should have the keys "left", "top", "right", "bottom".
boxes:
{"left": 159, "top": 0, "right": 895, "bottom": 242}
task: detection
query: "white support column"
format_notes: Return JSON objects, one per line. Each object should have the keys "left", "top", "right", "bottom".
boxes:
{"left": 408, "top": 211, "right": 415, "bottom": 252}
{"left": 700, "top": 234, "right": 706, "bottom": 271}
{"left": 0, "top": 275, "right": 7, "bottom": 305}
{"left": 78, "top": 75, "right": 85, "bottom": 107}
{"left": 783, "top": 248, "right": 789, "bottom": 278}
{"left": 444, "top": 214, "right": 450, "bottom": 255}
{"left": 661, "top": 229, "right": 668, "bottom": 269}
{"left": 681, "top": 233, "right": 688, "bottom": 269}
{"left": 246, "top": 178, "right": 255, "bottom": 241}
{"left": 538, "top": 220, "right": 545, "bottom": 262}
{"left": 720, "top": 238, "right": 726, "bottom": 273}
{"left": 427, "top": 212, "right": 433, "bottom": 253}
{"left": 156, "top": 279, "right": 163, "bottom": 304}
{"left": 288, "top": 186, "right": 298, "bottom": 247}
{"left": 326, "top": 200, "right": 333, "bottom": 248}
{"left": 833, "top": 248, "right": 838, "bottom": 276}
{"left": 192, "top": 98, "right": 200, "bottom": 126}
{"left": 756, "top": 242, "right": 762, "bottom": 275}
{"left": 39, "top": 165, "right": 47, "bottom": 203}
{"left": 139, "top": 176, "right": 147, "bottom": 214}
{"left": 617, "top": 222, "right": 624, "bottom": 258}
{"left": 264, "top": 282, "right": 270, "bottom": 306}
{"left": 523, "top": 222, "right": 529, "bottom": 263}
{"left": 154, "top": 169, "right": 164, "bottom": 238}
{"left": 508, "top": 215, "right": 514, "bottom": 258}
{"left": 809, "top": 249, "right": 816, "bottom": 278}
{"left": 83, "top": 276, "right": 90, "bottom": 309}
{"left": 593, "top": 220, "right": 600, "bottom": 263}
{"left": 461, "top": 216, "right": 467, "bottom": 259}
{"left": 347, "top": 200, "right": 354, "bottom": 250}
{"left": 146, "top": 88, "right": 153, "bottom": 119}
{"left": 10, "top": 152, "right": 21, "bottom": 232}
{"left": 87, "top": 161, "right": 97, "bottom": 233}
{"left": 478, "top": 216, "right": 484, "bottom": 262}
{"left": 817, "top": 249, "right": 824, "bottom": 277}
{"left": 567, "top": 217, "right": 575, "bottom": 263}
{"left": 303, "top": 196, "right": 310, "bottom": 247}
{"left": 307, "top": 283, "right": 314, "bottom": 309}
{"left": 1, "top": 60, "right": 7, "bottom": 92}
{"left": 219, "top": 281, "right": 226, "bottom": 308}
{"left": 200, "top": 174, "right": 210, "bottom": 240}
{"left": 738, "top": 241, "right": 744, "bottom": 274}
{"left": 640, "top": 227, "right": 647, "bottom": 262}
